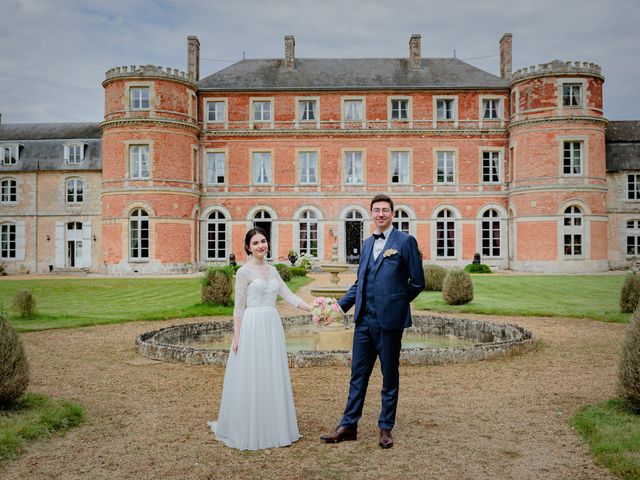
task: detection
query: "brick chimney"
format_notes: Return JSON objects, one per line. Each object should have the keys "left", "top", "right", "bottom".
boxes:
{"left": 409, "top": 34, "right": 421, "bottom": 68}
{"left": 285, "top": 35, "right": 295, "bottom": 69}
{"left": 187, "top": 35, "right": 200, "bottom": 81}
{"left": 500, "top": 33, "right": 512, "bottom": 80}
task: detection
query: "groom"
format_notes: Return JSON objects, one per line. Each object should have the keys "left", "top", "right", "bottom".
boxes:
{"left": 321, "top": 194, "right": 425, "bottom": 448}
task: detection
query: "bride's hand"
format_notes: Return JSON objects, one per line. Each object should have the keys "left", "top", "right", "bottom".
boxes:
{"left": 232, "top": 336, "right": 239, "bottom": 353}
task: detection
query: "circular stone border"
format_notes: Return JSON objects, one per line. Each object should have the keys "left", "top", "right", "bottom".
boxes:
{"left": 136, "top": 314, "right": 535, "bottom": 368}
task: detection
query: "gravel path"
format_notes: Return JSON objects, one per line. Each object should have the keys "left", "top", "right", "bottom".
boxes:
{"left": 0, "top": 281, "right": 625, "bottom": 479}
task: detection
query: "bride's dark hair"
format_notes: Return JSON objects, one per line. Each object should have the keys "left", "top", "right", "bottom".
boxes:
{"left": 244, "top": 227, "right": 269, "bottom": 255}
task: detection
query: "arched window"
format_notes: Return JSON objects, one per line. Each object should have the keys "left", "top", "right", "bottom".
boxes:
{"left": 253, "top": 210, "right": 273, "bottom": 257}
{"left": 66, "top": 177, "right": 84, "bottom": 203}
{"left": 0, "top": 223, "right": 16, "bottom": 259}
{"left": 393, "top": 209, "right": 410, "bottom": 234}
{"left": 207, "top": 211, "right": 226, "bottom": 260}
{"left": 130, "top": 209, "right": 149, "bottom": 260}
{"left": 299, "top": 210, "right": 318, "bottom": 257}
{"left": 627, "top": 220, "right": 640, "bottom": 256}
{"left": 0, "top": 178, "right": 17, "bottom": 204}
{"left": 436, "top": 209, "right": 455, "bottom": 258}
{"left": 563, "top": 206, "right": 583, "bottom": 256}
{"left": 482, "top": 209, "right": 501, "bottom": 257}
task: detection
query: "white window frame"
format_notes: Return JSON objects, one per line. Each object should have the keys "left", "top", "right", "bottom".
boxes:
{"left": 343, "top": 150, "right": 364, "bottom": 185}
{"left": 1, "top": 144, "right": 19, "bottom": 165}
{"left": 206, "top": 100, "right": 227, "bottom": 125}
{"left": 342, "top": 97, "right": 365, "bottom": 127}
{"left": 557, "top": 78, "right": 587, "bottom": 109}
{"left": 390, "top": 150, "right": 410, "bottom": 184}
{"left": 66, "top": 177, "right": 84, "bottom": 204}
{"left": 0, "top": 178, "right": 17, "bottom": 204}
{"left": 627, "top": 220, "right": 640, "bottom": 257}
{"left": 297, "top": 150, "right": 318, "bottom": 185}
{"left": 128, "top": 144, "right": 151, "bottom": 179}
{"left": 206, "top": 210, "right": 227, "bottom": 260}
{"left": 388, "top": 97, "right": 411, "bottom": 123}
{"left": 250, "top": 98, "right": 273, "bottom": 127}
{"left": 563, "top": 141, "right": 583, "bottom": 176}
{"left": 481, "top": 209, "right": 502, "bottom": 258}
{"left": 129, "top": 86, "right": 150, "bottom": 110}
{"left": 562, "top": 205, "right": 584, "bottom": 257}
{"left": 393, "top": 208, "right": 410, "bottom": 234}
{"left": 1, "top": 223, "right": 16, "bottom": 259}
{"left": 562, "top": 83, "right": 582, "bottom": 107}
{"left": 628, "top": 174, "right": 640, "bottom": 200}
{"left": 206, "top": 150, "right": 227, "bottom": 185}
{"left": 298, "top": 209, "right": 319, "bottom": 257}
{"left": 296, "top": 97, "right": 320, "bottom": 127}
{"left": 435, "top": 150, "right": 456, "bottom": 184}
{"left": 129, "top": 209, "right": 149, "bottom": 261}
{"left": 252, "top": 151, "right": 272, "bottom": 185}
{"left": 64, "top": 143, "right": 85, "bottom": 164}
{"left": 433, "top": 96, "right": 458, "bottom": 126}
{"left": 478, "top": 96, "right": 504, "bottom": 127}
{"left": 435, "top": 209, "right": 457, "bottom": 258}
{"left": 481, "top": 149, "right": 502, "bottom": 184}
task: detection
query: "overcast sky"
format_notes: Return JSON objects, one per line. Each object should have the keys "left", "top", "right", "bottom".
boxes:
{"left": 1, "top": 0, "right": 638, "bottom": 124}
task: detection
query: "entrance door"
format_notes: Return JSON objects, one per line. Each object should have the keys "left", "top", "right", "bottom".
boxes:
{"left": 66, "top": 222, "right": 83, "bottom": 268}
{"left": 345, "top": 210, "right": 363, "bottom": 264}
{"left": 253, "top": 210, "right": 272, "bottom": 258}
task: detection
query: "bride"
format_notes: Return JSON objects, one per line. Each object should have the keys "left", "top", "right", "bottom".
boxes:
{"left": 209, "top": 227, "right": 311, "bottom": 450}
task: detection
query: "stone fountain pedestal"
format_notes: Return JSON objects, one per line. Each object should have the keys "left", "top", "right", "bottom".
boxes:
{"left": 309, "top": 239, "right": 351, "bottom": 298}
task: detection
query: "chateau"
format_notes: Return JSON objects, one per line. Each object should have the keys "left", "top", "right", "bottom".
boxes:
{"left": 1, "top": 34, "right": 639, "bottom": 274}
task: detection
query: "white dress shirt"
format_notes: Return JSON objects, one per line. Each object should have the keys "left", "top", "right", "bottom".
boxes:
{"left": 372, "top": 226, "right": 394, "bottom": 260}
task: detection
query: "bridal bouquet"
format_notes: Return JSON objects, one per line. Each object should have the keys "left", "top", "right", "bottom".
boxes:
{"left": 311, "top": 297, "right": 342, "bottom": 326}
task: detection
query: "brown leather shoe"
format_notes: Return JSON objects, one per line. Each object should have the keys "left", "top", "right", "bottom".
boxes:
{"left": 379, "top": 429, "right": 393, "bottom": 449}
{"left": 320, "top": 425, "right": 358, "bottom": 443}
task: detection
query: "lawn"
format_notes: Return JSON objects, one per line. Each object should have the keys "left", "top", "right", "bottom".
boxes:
{"left": 414, "top": 274, "right": 630, "bottom": 323}
{"left": 571, "top": 398, "right": 640, "bottom": 480}
{"left": 1, "top": 276, "right": 313, "bottom": 332}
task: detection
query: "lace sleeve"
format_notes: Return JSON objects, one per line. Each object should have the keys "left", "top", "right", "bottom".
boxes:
{"left": 233, "top": 267, "right": 249, "bottom": 318}
{"left": 274, "top": 267, "right": 304, "bottom": 308}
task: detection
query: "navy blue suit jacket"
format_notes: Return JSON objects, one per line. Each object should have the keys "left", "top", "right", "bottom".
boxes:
{"left": 338, "top": 228, "right": 425, "bottom": 330}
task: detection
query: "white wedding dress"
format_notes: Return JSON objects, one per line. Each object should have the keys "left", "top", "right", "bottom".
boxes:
{"left": 209, "top": 264, "right": 303, "bottom": 450}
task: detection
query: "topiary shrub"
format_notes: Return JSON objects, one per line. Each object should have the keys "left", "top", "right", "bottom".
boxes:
{"left": 620, "top": 273, "right": 640, "bottom": 313}
{"left": 201, "top": 267, "right": 234, "bottom": 306}
{"left": 618, "top": 307, "right": 640, "bottom": 412}
{"left": 12, "top": 290, "right": 36, "bottom": 318}
{"left": 465, "top": 263, "right": 493, "bottom": 274}
{"left": 0, "top": 307, "right": 30, "bottom": 405}
{"left": 423, "top": 264, "right": 447, "bottom": 291}
{"left": 290, "top": 266, "right": 308, "bottom": 277}
{"left": 274, "top": 263, "right": 293, "bottom": 282}
{"left": 442, "top": 268, "right": 474, "bottom": 305}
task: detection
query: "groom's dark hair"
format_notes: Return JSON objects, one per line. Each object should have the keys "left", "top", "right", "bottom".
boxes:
{"left": 370, "top": 194, "right": 394, "bottom": 212}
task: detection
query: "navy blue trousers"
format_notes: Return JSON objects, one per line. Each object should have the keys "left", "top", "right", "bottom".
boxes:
{"left": 339, "top": 313, "right": 403, "bottom": 430}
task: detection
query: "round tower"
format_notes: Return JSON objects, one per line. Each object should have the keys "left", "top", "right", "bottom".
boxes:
{"left": 507, "top": 60, "right": 607, "bottom": 272}
{"left": 101, "top": 65, "right": 200, "bottom": 274}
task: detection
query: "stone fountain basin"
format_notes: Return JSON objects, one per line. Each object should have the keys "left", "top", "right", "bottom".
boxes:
{"left": 136, "top": 314, "right": 534, "bottom": 368}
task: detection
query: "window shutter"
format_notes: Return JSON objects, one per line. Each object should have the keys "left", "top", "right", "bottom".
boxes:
{"left": 15, "top": 221, "right": 25, "bottom": 261}
{"left": 55, "top": 222, "right": 65, "bottom": 267}
{"left": 82, "top": 222, "right": 92, "bottom": 267}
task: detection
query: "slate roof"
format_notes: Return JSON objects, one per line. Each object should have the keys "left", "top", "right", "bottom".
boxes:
{"left": 0, "top": 123, "right": 102, "bottom": 172}
{"left": 606, "top": 121, "right": 640, "bottom": 143}
{"left": 198, "top": 58, "right": 509, "bottom": 91}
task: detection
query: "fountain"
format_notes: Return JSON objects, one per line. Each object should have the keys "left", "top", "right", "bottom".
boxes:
{"left": 309, "top": 229, "right": 351, "bottom": 298}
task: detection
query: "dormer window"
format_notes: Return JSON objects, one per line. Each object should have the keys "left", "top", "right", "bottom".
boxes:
{"left": 1, "top": 145, "right": 18, "bottom": 165}
{"left": 64, "top": 144, "right": 85, "bottom": 164}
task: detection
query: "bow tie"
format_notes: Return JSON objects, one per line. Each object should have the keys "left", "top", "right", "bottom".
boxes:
{"left": 373, "top": 232, "right": 385, "bottom": 240}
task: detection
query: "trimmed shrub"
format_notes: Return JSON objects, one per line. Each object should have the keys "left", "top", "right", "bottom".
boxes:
{"left": 290, "top": 266, "right": 308, "bottom": 277}
{"left": 618, "top": 307, "right": 640, "bottom": 412}
{"left": 0, "top": 307, "right": 30, "bottom": 405}
{"left": 442, "top": 268, "right": 474, "bottom": 305}
{"left": 0, "top": 263, "right": 6, "bottom": 275}
{"left": 12, "top": 290, "right": 36, "bottom": 318}
{"left": 465, "top": 263, "right": 492, "bottom": 274}
{"left": 423, "top": 264, "right": 447, "bottom": 291}
{"left": 201, "top": 267, "right": 233, "bottom": 306}
{"left": 620, "top": 273, "right": 640, "bottom": 313}
{"left": 274, "top": 263, "right": 293, "bottom": 282}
